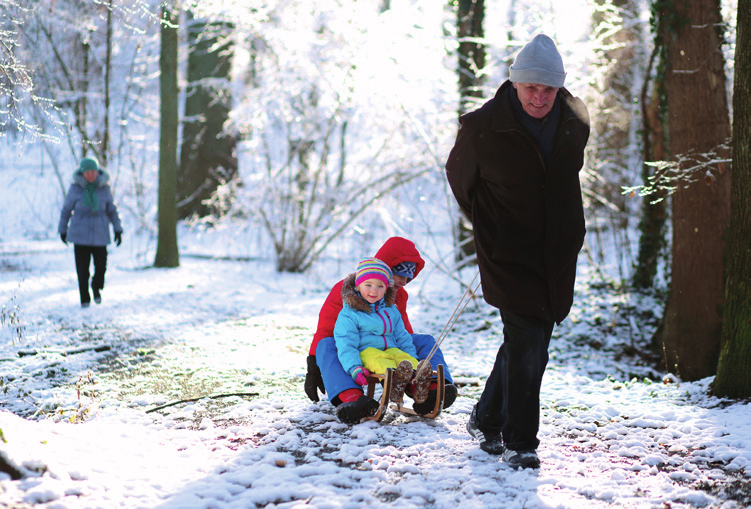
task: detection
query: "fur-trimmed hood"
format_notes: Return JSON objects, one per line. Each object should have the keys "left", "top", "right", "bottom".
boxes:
{"left": 72, "top": 168, "right": 111, "bottom": 189}
{"left": 341, "top": 273, "right": 396, "bottom": 313}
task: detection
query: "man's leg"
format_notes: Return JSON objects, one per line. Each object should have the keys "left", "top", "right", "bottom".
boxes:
{"left": 476, "top": 309, "right": 553, "bottom": 451}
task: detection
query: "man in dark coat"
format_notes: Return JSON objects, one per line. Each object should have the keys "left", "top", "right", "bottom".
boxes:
{"left": 445, "top": 34, "right": 590, "bottom": 469}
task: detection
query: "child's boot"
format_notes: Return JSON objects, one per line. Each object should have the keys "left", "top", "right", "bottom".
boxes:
{"left": 411, "top": 360, "right": 433, "bottom": 404}
{"left": 336, "top": 396, "right": 379, "bottom": 424}
{"left": 390, "top": 360, "right": 413, "bottom": 404}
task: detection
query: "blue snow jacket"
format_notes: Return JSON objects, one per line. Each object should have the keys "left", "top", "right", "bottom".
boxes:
{"left": 334, "top": 273, "right": 418, "bottom": 376}
{"left": 58, "top": 168, "right": 123, "bottom": 247}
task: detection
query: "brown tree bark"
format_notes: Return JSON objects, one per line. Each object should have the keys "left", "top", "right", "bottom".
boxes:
{"left": 177, "top": 14, "right": 237, "bottom": 219}
{"left": 634, "top": 51, "right": 669, "bottom": 289}
{"left": 155, "top": 2, "right": 180, "bottom": 268}
{"left": 714, "top": 0, "right": 751, "bottom": 398}
{"left": 658, "top": 0, "right": 731, "bottom": 380}
{"left": 455, "top": 0, "right": 485, "bottom": 265}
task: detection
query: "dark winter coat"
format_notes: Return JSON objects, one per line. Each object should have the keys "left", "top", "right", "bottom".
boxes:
{"left": 308, "top": 237, "right": 426, "bottom": 355}
{"left": 333, "top": 274, "right": 417, "bottom": 376}
{"left": 445, "top": 80, "right": 590, "bottom": 323}
{"left": 58, "top": 168, "right": 123, "bottom": 247}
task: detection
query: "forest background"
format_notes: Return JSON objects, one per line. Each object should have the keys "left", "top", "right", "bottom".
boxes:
{"left": 0, "top": 0, "right": 749, "bottom": 396}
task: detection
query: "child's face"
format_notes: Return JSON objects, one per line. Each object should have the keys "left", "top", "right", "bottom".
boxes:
{"left": 392, "top": 274, "right": 409, "bottom": 289}
{"left": 356, "top": 278, "right": 388, "bottom": 304}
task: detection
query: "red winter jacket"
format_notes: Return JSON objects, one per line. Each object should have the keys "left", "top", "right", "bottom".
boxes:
{"left": 309, "top": 237, "right": 426, "bottom": 355}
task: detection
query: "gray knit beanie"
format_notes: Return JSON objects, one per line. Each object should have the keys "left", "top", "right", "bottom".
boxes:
{"left": 509, "top": 34, "right": 566, "bottom": 88}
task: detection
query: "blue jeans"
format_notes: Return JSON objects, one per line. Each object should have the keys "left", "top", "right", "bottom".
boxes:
{"left": 475, "top": 309, "right": 554, "bottom": 451}
{"left": 316, "top": 333, "right": 454, "bottom": 404}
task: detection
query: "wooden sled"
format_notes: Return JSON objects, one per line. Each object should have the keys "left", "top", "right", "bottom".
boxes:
{"left": 361, "top": 364, "right": 446, "bottom": 422}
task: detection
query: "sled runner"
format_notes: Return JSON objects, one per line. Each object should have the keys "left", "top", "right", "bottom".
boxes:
{"left": 361, "top": 364, "right": 446, "bottom": 422}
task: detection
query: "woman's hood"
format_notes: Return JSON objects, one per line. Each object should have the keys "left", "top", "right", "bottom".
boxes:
{"left": 73, "top": 168, "right": 111, "bottom": 188}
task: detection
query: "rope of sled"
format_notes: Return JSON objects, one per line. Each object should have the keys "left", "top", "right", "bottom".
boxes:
{"left": 418, "top": 270, "right": 481, "bottom": 372}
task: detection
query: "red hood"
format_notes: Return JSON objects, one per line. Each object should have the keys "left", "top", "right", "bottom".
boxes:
{"left": 375, "top": 237, "right": 425, "bottom": 280}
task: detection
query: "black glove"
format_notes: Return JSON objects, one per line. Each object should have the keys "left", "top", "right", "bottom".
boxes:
{"left": 304, "top": 355, "right": 325, "bottom": 402}
{"left": 60, "top": 233, "right": 68, "bottom": 245}
{"left": 114, "top": 231, "right": 122, "bottom": 246}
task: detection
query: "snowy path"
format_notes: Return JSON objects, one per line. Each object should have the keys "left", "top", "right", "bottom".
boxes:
{"left": 1, "top": 251, "right": 750, "bottom": 508}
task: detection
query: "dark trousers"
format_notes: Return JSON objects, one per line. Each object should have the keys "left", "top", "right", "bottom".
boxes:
{"left": 476, "top": 308, "right": 554, "bottom": 451}
{"left": 74, "top": 244, "right": 108, "bottom": 304}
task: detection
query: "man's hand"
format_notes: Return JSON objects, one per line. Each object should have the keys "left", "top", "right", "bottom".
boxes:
{"left": 60, "top": 233, "right": 68, "bottom": 245}
{"left": 114, "top": 231, "right": 122, "bottom": 246}
{"left": 304, "top": 355, "right": 325, "bottom": 402}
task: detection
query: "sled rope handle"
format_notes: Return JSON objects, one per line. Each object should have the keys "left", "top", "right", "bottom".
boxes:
{"left": 420, "top": 270, "right": 481, "bottom": 367}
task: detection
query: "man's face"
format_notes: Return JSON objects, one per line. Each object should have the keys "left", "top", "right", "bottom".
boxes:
{"left": 513, "top": 82, "right": 559, "bottom": 119}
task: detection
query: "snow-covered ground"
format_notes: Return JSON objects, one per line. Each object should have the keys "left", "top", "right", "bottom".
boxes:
{"left": 1, "top": 233, "right": 750, "bottom": 509}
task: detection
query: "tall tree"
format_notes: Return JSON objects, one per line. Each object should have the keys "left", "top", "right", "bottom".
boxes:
{"left": 714, "top": 0, "right": 751, "bottom": 398}
{"left": 588, "top": 0, "right": 646, "bottom": 279}
{"left": 633, "top": 67, "right": 669, "bottom": 289}
{"left": 154, "top": 1, "right": 180, "bottom": 268}
{"left": 454, "top": 0, "right": 485, "bottom": 265}
{"left": 177, "top": 13, "right": 237, "bottom": 219}
{"left": 634, "top": 12, "right": 670, "bottom": 290}
{"left": 656, "top": 0, "right": 731, "bottom": 380}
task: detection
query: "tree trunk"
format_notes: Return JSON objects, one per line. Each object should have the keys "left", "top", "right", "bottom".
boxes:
{"left": 177, "top": 14, "right": 237, "bottom": 220}
{"left": 456, "top": 0, "right": 485, "bottom": 117}
{"left": 102, "top": 0, "right": 112, "bottom": 165}
{"left": 714, "top": 0, "right": 751, "bottom": 398}
{"left": 634, "top": 67, "right": 669, "bottom": 289}
{"left": 658, "top": 0, "right": 731, "bottom": 380}
{"left": 454, "top": 0, "right": 485, "bottom": 265}
{"left": 589, "top": 0, "right": 644, "bottom": 277}
{"left": 155, "top": 2, "right": 180, "bottom": 268}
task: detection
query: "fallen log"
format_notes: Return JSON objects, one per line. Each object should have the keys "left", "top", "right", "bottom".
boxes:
{"left": 17, "top": 344, "right": 112, "bottom": 358}
{"left": 145, "top": 392, "right": 259, "bottom": 413}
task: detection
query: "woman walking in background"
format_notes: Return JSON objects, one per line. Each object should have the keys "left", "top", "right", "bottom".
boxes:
{"left": 58, "top": 157, "right": 124, "bottom": 308}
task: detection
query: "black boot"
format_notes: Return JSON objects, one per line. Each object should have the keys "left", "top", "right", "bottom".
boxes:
{"left": 92, "top": 284, "right": 102, "bottom": 304}
{"left": 335, "top": 396, "right": 379, "bottom": 424}
{"left": 412, "top": 383, "right": 458, "bottom": 415}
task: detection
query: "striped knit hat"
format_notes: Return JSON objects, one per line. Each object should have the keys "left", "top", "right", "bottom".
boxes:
{"left": 355, "top": 258, "right": 392, "bottom": 287}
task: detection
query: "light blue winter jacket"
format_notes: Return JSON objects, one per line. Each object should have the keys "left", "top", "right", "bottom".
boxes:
{"left": 58, "top": 169, "right": 123, "bottom": 247}
{"left": 333, "top": 273, "right": 418, "bottom": 376}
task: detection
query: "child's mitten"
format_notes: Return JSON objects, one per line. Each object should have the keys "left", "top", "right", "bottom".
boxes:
{"left": 351, "top": 367, "right": 370, "bottom": 386}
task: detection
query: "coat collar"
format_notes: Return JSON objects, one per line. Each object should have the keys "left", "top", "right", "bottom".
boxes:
{"left": 341, "top": 273, "right": 396, "bottom": 313}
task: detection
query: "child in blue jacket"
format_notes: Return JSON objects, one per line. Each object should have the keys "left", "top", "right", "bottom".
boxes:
{"left": 334, "top": 258, "right": 432, "bottom": 405}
